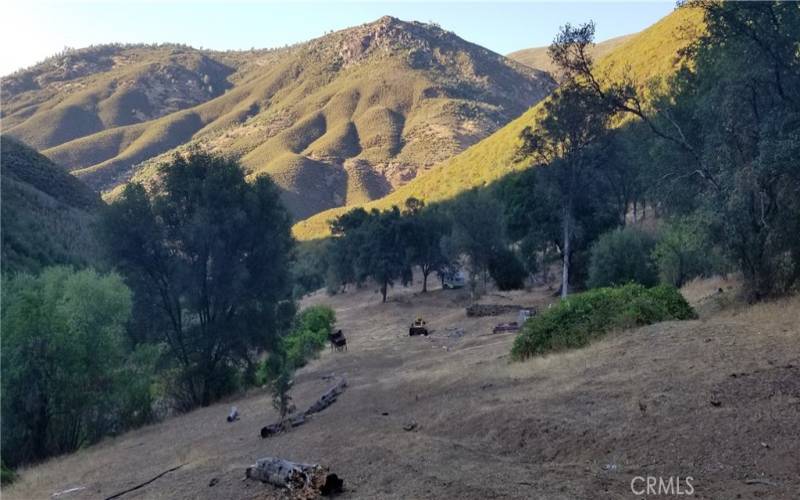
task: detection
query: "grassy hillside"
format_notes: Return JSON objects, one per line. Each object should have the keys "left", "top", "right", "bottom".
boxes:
{"left": 508, "top": 33, "right": 636, "bottom": 77}
{"left": 0, "top": 136, "right": 102, "bottom": 274}
{"left": 2, "top": 45, "right": 242, "bottom": 149}
{"left": 4, "top": 18, "right": 554, "bottom": 221}
{"left": 293, "top": 6, "right": 704, "bottom": 240}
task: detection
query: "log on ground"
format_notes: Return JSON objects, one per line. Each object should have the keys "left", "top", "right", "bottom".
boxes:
{"left": 245, "top": 457, "right": 343, "bottom": 496}
{"left": 261, "top": 378, "right": 347, "bottom": 438}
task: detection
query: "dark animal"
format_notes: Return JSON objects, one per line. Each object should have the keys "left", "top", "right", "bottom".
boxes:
{"left": 329, "top": 330, "right": 347, "bottom": 351}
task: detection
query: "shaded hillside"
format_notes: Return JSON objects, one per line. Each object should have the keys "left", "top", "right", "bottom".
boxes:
{"left": 3, "top": 18, "right": 554, "bottom": 221}
{"left": 0, "top": 136, "right": 102, "bottom": 273}
{"left": 294, "top": 6, "right": 703, "bottom": 240}
{"left": 508, "top": 33, "right": 636, "bottom": 78}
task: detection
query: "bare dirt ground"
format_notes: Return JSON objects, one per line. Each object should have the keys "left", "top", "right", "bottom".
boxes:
{"left": 6, "top": 277, "right": 799, "bottom": 499}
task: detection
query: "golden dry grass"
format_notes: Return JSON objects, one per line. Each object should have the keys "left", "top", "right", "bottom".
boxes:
{"left": 5, "top": 276, "right": 799, "bottom": 499}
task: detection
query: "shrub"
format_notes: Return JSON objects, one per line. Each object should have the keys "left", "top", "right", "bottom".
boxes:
{"left": 257, "top": 306, "right": 335, "bottom": 417}
{"left": 488, "top": 248, "right": 526, "bottom": 290}
{"left": 282, "top": 306, "right": 336, "bottom": 368}
{"left": 1, "top": 462, "right": 16, "bottom": 485}
{"left": 511, "top": 284, "right": 696, "bottom": 360}
{"left": 257, "top": 305, "right": 336, "bottom": 385}
{"left": 653, "top": 217, "right": 728, "bottom": 287}
{"left": 587, "top": 226, "right": 658, "bottom": 289}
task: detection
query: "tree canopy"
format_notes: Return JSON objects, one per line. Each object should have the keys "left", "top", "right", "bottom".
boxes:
{"left": 103, "top": 150, "right": 294, "bottom": 406}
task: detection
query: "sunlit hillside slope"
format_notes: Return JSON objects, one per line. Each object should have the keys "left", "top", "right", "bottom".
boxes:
{"left": 293, "top": 6, "right": 703, "bottom": 239}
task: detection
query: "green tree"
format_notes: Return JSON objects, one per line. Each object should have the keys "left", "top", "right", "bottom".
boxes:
{"left": 488, "top": 248, "right": 526, "bottom": 291}
{"left": 102, "top": 150, "right": 294, "bottom": 407}
{"left": 1, "top": 267, "right": 150, "bottom": 467}
{"left": 449, "top": 190, "right": 507, "bottom": 298}
{"left": 402, "top": 202, "right": 451, "bottom": 293}
{"left": 587, "top": 227, "right": 658, "bottom": 289}
{"left": 328, "top": 207, "right": 410, "bottom": 302}
{"left": 518, "top": 79, "right": 614, "bottom": 297}
{"left": 550, "top": 4, "right": 800, "bottom": 300}
{"left": 326, "top": 208, "right": 371, "bottom": 293}
{"left": 651, "top": 217, "right": 721, "bottom": 287}
{"left": 356, "top": 207, "right": 411, "bottom": 302}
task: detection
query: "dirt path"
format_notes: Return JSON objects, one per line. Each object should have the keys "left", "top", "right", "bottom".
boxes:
{"left": 6, "top": 281, "right": 799, "bottom": 499}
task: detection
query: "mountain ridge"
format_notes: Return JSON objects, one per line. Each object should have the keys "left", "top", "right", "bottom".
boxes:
{"left": 507, "top": 33, "right": 637, "bottom": 77}
{"left": 3, "top": 17, "right": 555, "bottom": 220}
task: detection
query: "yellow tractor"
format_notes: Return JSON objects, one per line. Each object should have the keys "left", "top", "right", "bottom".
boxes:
{"left": 409, "top": 317, "right": 429, "bottom": 336}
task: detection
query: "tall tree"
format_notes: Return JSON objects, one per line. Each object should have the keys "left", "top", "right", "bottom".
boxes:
{"left": 356, "top": 207, "right": 410, "bottom": 302}
{"left": 518, "top": 80, "right": 613, "bottom": 297}
{"left": 328, "top": 206, "right": 411, "bottom": 302}
{"left": 448, "top": 190, "right": 507, "bottom": 298}
{"left": 103, "top": 150, "right": 294, "bottom": 406}
{"left": 543, "top": 4, "right": 800, "bottom": 299}
{"left": 402, "top": 200, "right": 451, "bottom": 293}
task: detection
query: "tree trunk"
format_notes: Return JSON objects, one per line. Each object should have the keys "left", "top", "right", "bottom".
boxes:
{"left": 201, "top": 377, "right": 211, "bottom": 407}
{"left": 380, "top": 282, "right": 387, "bottom": 303}
{"left": 421, "top": 267, "right": 429, "bottom": 293}
{"left": 33, "top": 391, "right": 49, "bottom": 460}
{"left": 246, "top": 457, "right": 343, "bottom": 495}
{"left": 632, "top": 200, "right": 638, "bottom": 224}
{"left": 561, "top": 203, "right": 572, "bottom": 299}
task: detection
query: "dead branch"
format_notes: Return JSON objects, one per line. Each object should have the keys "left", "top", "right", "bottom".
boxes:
{"left": 104, "top": 463, "right": 185, "bottom": 500}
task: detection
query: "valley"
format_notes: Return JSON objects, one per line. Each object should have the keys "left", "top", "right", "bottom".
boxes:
{"left": 2, "top": 3, "right": 798, "bottom": 498}
{"left": 5, "top": 278, "right": 799, "bottom": 499}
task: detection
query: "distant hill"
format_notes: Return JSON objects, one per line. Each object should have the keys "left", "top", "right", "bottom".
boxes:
{"left": 0, "top": 136, "right": 102, "bottom": 273}
{"left": 3, "top": 18, "right": 554, "bottom": 220}
{"left": 293, "top": 6, "right": 704, "bottom": 240}
{"left": 507, "top": 33, "right": 637, "bottom": 78}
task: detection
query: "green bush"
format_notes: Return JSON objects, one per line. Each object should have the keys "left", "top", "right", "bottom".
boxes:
{"left": 257, "top": 305, "right": 336, "bottom": 385}
{"left": 257, "top": 306, "right": 336, "bottom": 417}
{"left": 488, "top": 248, "right": 526, "bottom": 290}
{"left": 511, "top": 283, "right": 696, "bottom": 360}
{"left": 587, "top": 226, "right": 658, "bottom": 289}
{"left": 1, "top": 462, "right": 16, "bottom": 485}
{"left": 1, "top": 266, "right": 156, "bottom": 467}
{"left": 282, "top": 306, "right": 336, "bottom": 368}
{"left": 653, "top": 217, "right": 728, "bottom": 287}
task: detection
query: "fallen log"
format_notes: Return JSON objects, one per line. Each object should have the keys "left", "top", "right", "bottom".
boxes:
{"left": 245, "top": 457, "right": 343, "bottom": 496}
{"left": 304, "top": 378, "right": 347, "bottom": 416}
{"left": 261, "top": 378, "right": 347, "bottom": 438}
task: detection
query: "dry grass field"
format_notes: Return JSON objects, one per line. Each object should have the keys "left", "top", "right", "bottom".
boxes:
{"left": 5, "top": 276, "right": 799, "bottom": 499}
